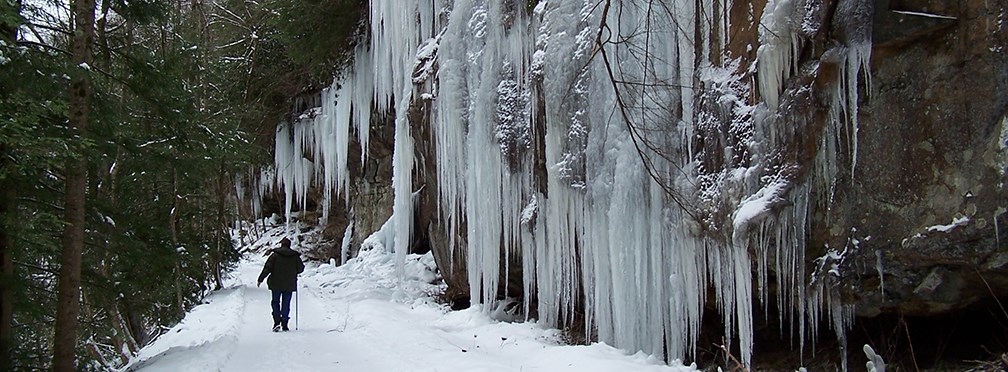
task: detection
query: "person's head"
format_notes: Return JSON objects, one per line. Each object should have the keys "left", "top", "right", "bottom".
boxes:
{"left": 280, "top": 237, "right": 291, "bottom": 249}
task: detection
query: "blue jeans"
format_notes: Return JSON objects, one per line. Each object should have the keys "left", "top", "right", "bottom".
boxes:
{"left": 271, "top": 290, "right": 293, "bottom": 321}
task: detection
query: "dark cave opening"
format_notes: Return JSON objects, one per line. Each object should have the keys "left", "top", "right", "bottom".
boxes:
{"left": 740, "top": 297, "right": 1008, "bottom": 371}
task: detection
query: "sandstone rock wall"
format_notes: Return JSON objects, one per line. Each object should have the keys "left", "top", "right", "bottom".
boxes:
{"left": 841, "top": 0, "right": 1008, "bottom": 316}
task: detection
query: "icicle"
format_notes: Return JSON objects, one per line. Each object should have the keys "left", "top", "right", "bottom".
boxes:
{"left": 875, "top": 249, "right": 884, "bottom": 300}
{"left": 864, "top": 344, "right": 887, "bottom": 372}
{"left": 341, "top": 216, "right": 355, "bottom": 264}
{"left": 273, "top": 122, "right": 296, "bottom": 226}
{"left": 352, "top": 48, "right": 374, "bottom": 166}
{"left": 836, "top": 0, "right": 874, "bottom": 179}
{"left": 391, "top": 83, "right": 415, "bottom": 278}
{"left": 756, "top": 0, "right": 801, "bottom": 110}
{"left": 997, "top": 208, "right": 1004, "bottom": 249}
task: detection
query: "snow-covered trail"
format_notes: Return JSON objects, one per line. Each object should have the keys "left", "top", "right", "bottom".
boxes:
{"left": 211, "top": 256, "right": 367, "bottom": 371}
{"left": 126, "top": 242, "right": 697, "bottom": 372}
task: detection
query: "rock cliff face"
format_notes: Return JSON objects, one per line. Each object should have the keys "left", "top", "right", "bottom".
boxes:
{"left": 842, "top": 0, "right": 1008, "bottom": 317}
{"left": 259, "top": 0, "right": 1007, "bottom": 368}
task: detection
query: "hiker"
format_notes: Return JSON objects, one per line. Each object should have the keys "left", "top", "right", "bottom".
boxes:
{"left": 257, "top": 237, "right": 305, "bottom": 332}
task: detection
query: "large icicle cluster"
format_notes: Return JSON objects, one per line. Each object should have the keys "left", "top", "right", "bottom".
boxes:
{"left": 262, "top": 0, "right": 875, "bottom": 368}
{"left": 258, "top": 1, "right": 439, "bottom": 229}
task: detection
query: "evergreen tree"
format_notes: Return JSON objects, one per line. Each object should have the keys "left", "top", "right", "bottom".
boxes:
{"left": 52, "top": 0, "right": 97, "bottom": 367}
{"left": 0, "top": 0, "right": 365, "bottom": 368}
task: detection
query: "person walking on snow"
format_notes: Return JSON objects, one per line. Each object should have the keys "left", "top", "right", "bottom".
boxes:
{"left": 257, "top": 237, "right": 305, "bottom": 332}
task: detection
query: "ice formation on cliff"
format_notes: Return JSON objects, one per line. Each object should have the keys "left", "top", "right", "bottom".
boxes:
{"left": 257, "top": 0, "right": 875, "bottom": 368}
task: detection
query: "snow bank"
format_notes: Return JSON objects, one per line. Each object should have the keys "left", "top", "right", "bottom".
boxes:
{"left": 128, "top": 222, "right": 698, "bottom": 372}
{"left": 123, "top": 288, "right": 245, "bottom": 371}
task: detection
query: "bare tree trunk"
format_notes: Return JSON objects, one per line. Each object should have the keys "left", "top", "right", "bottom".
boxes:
{"left": 170, "top": 168, "right": 184, "bottom": 317}
{"left": 213, "top": 167, "right": 226, "bottom": 290}
{"left": 107, "top": 303, "right": 137, "bottom": 364}
{"left": 92, "top": 248, "right": 138, "bottom": 366}
{"left": 0, "top": 164, "right": 14, "bottom": 371}
{"left": 53, "top": 0, "right": 96, "bottom": 369}
{"left": 84, "top": 340, "right": 110, "bottom": 370}
{"left": 0, "top": 2, "right": 20, "bottom": 369}
{"left": 106, "top": 150, "right": 141, "bottom": 357}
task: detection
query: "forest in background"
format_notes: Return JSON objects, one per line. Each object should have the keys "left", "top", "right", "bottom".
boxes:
{"left": 0, "top": 0, "right": 364, "bottom": 369}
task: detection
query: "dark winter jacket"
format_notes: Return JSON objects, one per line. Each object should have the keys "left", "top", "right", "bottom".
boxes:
{"left": 257, "top": 247, "right": 305, "bottom": 292}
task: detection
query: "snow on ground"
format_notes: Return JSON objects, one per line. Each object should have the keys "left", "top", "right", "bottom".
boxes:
{"left": 122, "top": 221, "right": 697, "bottom": 372}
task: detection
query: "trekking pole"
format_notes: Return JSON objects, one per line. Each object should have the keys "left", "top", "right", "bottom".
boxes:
{"left": 295, "top": 287, "right": 299, "bottom": 330}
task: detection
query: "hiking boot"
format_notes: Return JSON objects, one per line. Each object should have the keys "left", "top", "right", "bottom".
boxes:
{"left": 272, "top": 324, "right": 282, "bottom": 332}
{"left": 281, "top": 319, "right": 290, "bottom": 332}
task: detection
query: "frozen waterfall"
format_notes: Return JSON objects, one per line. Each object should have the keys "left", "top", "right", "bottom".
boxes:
{"left": 259, "top": 0, "right": 875, "bottom": 368}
